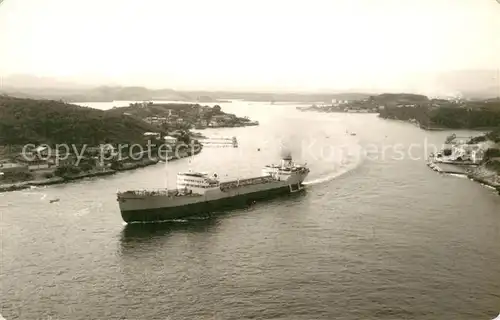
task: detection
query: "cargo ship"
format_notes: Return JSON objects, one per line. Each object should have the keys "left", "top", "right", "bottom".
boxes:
{"left": 116, "top": 155, "right": 309, "bottom": 223}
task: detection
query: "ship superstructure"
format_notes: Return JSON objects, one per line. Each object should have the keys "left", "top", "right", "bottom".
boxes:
{"left": 117, "top": 155, "right": 309, "bottom": 223}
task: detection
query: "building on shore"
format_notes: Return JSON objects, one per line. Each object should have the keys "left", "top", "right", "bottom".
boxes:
{"left": 144, "top": 116, "right": 168, "bottom": 125}
{"left": 163, "top": 136, "right": 178, "bottom": 144}
{"left": 437, "top": 136, "right": 489, "bottom": 165}
{"left": 0, "top": 162, "right": 29, "bottom": 176}
{"left": 471, "top": 149, "right": 485, "bottom": 164}
{"left": 100, "top": 144, "right": 117, "bottom": 156}
{"left": 144, "top": 132, "right": 161, "bottom": 139}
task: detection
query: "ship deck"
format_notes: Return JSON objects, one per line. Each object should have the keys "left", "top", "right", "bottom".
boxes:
{"left": 117, "top": 189, "right": 203, "bottom": 198}
{"left": 219, "top": 175, "right": 276, "bottom": 191}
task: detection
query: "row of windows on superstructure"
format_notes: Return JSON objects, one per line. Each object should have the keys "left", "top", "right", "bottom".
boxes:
{"left": 178, "top": 183, "right": 211, "bottom": 189}
{"left": 178, "top": 178, "right": 207, "bottom": 184}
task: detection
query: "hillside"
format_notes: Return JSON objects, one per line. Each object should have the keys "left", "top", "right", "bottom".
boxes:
{"left": 377, "top": 95, "right": 500, "bottom": 130}
{"left": 469, "top": 128, "right": 500, "bottom": 188}
{"left": 430, "top": 106, "right": 500, "bottom": 129}
{"left": 0, "top": 96, "right": 160, "bottom": 145}
{"left": 369, "top": 93, "right": 430, "bottom": 105}
{"left": 106, "top": 102, "right": 203, "bottom": 119}
{"left": 107, "top": 102, "right": 257, "bottom": 130}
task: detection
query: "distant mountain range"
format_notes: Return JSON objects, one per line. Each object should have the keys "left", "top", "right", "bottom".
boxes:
{"left": 0, "top": 76, "right": 373, "bottom": 103}
{"left": 0, "top": 74, "right": 95, "bottom": 92}
{"left": 1, "top": 70, "right": 498, "bottom": 102}
{"left": 433, "top": 70, "right": 499, "bottom": 99}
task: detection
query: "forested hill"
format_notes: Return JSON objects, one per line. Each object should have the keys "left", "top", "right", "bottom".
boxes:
{"left": 0, "top": 96, "right": 158, "bottom": 145}
{"left": 369, "top": 93, "right": 430, "bottom": 104}
{"left": 378, "top": 96, "right": 500, "bottom": 130}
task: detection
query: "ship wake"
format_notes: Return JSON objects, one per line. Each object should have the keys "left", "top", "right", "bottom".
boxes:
{"left": 303, "top": 146, "right": 364, "bottom": 186}
{"left": 303, "top": 163, "right": 360, "bottom": 186}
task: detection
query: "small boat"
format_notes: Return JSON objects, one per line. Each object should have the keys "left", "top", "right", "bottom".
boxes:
{"left": 49, "top": 199, "right": 60, "bottom": 203}
{"left": 346, "top": 130, "right": 356, "bottom": 136}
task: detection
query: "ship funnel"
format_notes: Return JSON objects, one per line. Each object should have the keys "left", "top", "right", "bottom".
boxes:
{"left": 279, "top": 146, "right": 293, "bottom": 167}
{"left": 281, "top": 154, "right": 292, "bottom": 168}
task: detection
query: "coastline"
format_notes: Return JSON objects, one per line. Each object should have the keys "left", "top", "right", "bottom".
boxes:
{"left": 427, "top": 158, "right": 500, "bottom": 195}
{"left": 467, "top": 166, "right": 500, "bottom": 195}
{"left": 381, "top": 117, "right": 497, "bottom": 131}
{"left": 0, "top": 148, "right": 202, "bottom": 194}
{"left": 297, "top": 106, "right": 378, "bottom": 114}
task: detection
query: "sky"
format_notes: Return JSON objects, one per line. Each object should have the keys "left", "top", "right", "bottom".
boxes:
{"left": 0, "top": 0, "right": 499, "bottom": 92}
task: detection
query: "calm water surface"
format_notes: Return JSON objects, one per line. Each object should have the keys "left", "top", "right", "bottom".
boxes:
{"left": 1, "top": 102, "right": 499, "bottom": 320}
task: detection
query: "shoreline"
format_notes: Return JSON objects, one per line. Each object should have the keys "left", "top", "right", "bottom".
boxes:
{"left": 297, "top": 107, "right": 378, "bottom": 114}
{"left": 427, "top": 158, "right": 500, "bottom": 195}
{"left": 381, "top": 117, "right": 498, "bottom": 132}
{"left": 468, "top": 175, "right": 500, "bottom": 194}
{"left": 0, "top": 148, "right": 202, "bottom": 194}
{"left": 466, "top": 166, "right": 500, "bottom": 195}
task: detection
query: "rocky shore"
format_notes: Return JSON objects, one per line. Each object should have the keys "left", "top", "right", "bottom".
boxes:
{"left": 0, "top": 149, "right": 201, "bottom": 193}
{"left": 466, "top": 166, "right": 500, "bottom": 195}
{"left": 427, "top": 157, "right": 500, "bottom": 196}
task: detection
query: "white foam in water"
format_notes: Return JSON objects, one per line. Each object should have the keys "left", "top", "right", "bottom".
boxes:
{"left": 482, "top": 184, "right": 497, "bottom": 190}
{"left": 304, "top": 145, "right": 364, "bottom": 186}
{"left": 303, "top": 173, "right": 342, "bottom": 186}
{"left": 448, "top": 173, "right": 468, "bottom": 179}
{"left": 304, "top": 160, "right": 362, "bottom": 186}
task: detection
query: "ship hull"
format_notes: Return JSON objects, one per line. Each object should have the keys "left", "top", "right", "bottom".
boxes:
{"left": 121, "top": 185, "right": 301, "bottom": 223}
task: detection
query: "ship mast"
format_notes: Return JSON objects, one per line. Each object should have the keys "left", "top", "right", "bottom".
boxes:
{"left": 164, "top": 159, "right": 168, "bottom": 190}
{"left": 236, "top": 149, "right": 240, "bottom": 186}
{"left": 188, "top": 140, "right": 194, "bottom": 172}
{"left": 236, "top": 142, "right": 241, "bottom": 186}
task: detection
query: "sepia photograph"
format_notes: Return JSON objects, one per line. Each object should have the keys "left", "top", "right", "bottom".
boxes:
{"left": 0, "top": 0, "right": 499, "bottom": 319}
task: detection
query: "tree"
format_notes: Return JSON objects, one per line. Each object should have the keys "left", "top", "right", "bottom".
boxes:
{"left": 212, "top": 105, "right": 222, "bottom": 114}
{"left": 0, "top": 95, "right": 158, "bottom": 145}
{"left": 161, "top": 123, "right": 170, "bottom": 132}
{"left": 486, "top": 127, "right": 500, "bottom": 143}
{"left": 110, "top": 160, "right": 122, "bottom": 170}
{"left": 485, "top": 148, "right": 500, "bottom": 160}
{"left": 178, "top": 133, "right": 191, "bottom": 145}
{"left": 80, "top": 163, "right": 93, "bottom": 172}
{"left": 55, "top": 165, "right": 81, "bottom": 177}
